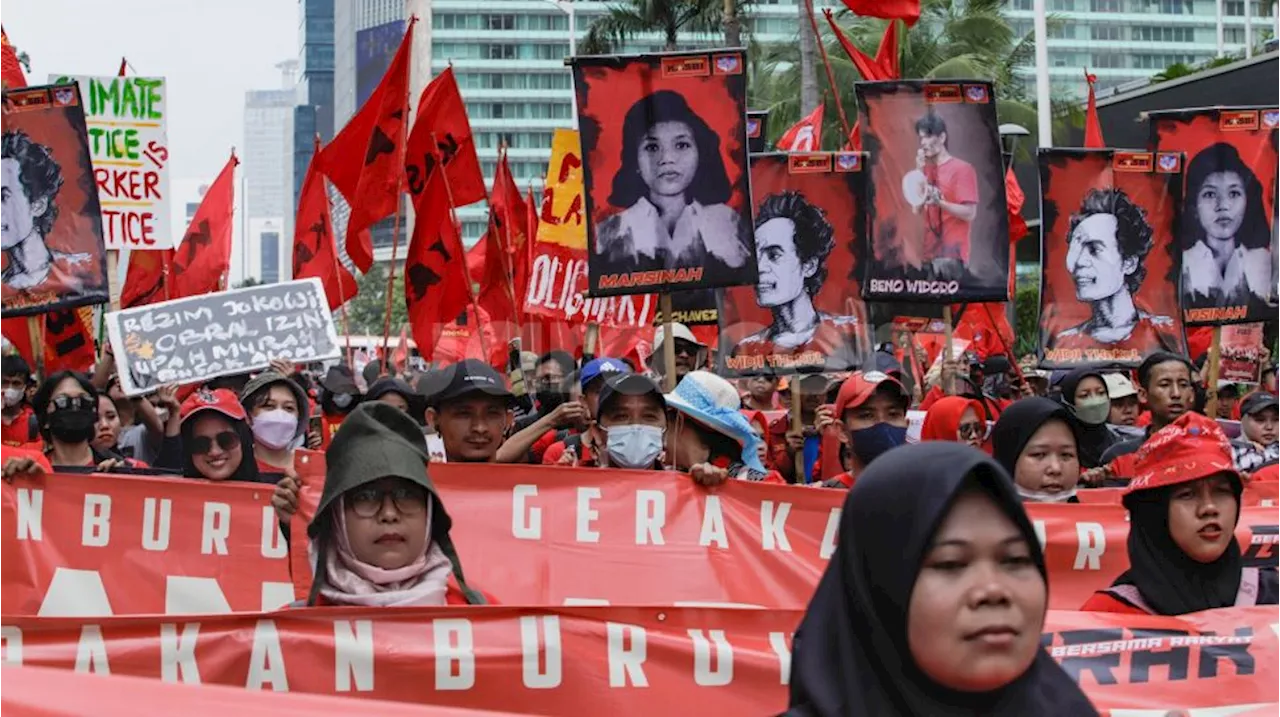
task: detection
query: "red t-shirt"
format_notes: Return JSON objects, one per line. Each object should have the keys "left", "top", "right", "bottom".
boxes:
{"left": 2, "top": 405, "right": 38, "bottom": 447}
{"left": 923, "top": 156, "right": 978, "bottom": 262}
{"left": 1079, "top": 590, "right": 1150, "bottom": 615}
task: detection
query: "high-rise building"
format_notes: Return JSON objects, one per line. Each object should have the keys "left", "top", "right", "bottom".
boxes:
{"left": 332, "top": 0, "right": 814, "bottom": 261}
{"left": 294, "top": 0, "right": 337, "bottom": 215}
{"left": 243, "top": 88, "right": 295, "bottom": 221}
{"left": 1005, "top": 0, "right": 1276, "bottom": 98}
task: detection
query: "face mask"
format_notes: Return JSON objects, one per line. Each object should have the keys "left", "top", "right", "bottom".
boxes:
{"left": 3, "top": 387, "right": 24, "bottom": 407}
{"left": 252, "top": 409, "right": 299, "bottom": 450}
{"left": 1016, "top": 484, "right": 1078, "bottom": 503}
{"left": 332, "top": 392, "right": 354, "bottom": 409}
{"left": 849, "top": 422, "right": 908, "bottom": 466}
{"left": 536, "top": 390, "right": 567, "bottom": 413}
{"left": 1073, "top": 395, "right": 1111, "bottom": 425}
{"left": 605, "top": 424, "right": 664, "bottom": 469}
{"left": 48, "top": 406, "right": 96, "bottom": 444}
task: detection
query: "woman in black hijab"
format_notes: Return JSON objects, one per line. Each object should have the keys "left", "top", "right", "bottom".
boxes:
{"left": 785, "top": 442, "right": 1097, "bottom": 717}
{"left": 1055, "top": 367, "right": 1117, "bottom": 469}
{"left": 991, "top": 398, "right": 1082, "bottom": 503}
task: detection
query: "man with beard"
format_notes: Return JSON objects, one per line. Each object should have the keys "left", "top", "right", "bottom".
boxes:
{"left": 423, "top": 359, "right": 515, "bottom": 463}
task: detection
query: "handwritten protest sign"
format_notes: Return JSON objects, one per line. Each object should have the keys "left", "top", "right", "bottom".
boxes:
{"left": 106, "top": 278, "right": 340, "bottom": 396}
{"left": 49, "top": 74, "right": 172, "bottom": 250}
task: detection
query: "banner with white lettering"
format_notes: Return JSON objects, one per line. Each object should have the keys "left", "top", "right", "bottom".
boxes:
{"left": 289, "top": 463, "right": 1279, "bottom": 611}
{"left": 49, "top": 74, "right": 172, "bottom": 251}
{"left": 1, "top": 472, "right": 293, "bottom": 617}
{"left": 1, "top": 606, "right": 1274, "bottom": 713}
{"left": 105, "top": 277, "right": 341, "bottom": 396}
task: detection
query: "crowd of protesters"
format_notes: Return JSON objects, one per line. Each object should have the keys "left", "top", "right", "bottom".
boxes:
{"left": 1, "top": 319, "right": 1277, "bottom": 714}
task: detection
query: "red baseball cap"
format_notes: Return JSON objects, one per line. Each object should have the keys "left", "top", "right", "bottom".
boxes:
{"left": 1126, "top": 412, "right": 1237, "bottom": 495}
{"left": 180, "top": 388, "right": 248, "bottom": 425}
{"left": 835, "top": 371, "right": 908, "bottom": 417}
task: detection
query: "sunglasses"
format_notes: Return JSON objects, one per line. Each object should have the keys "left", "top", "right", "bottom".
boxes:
{"left": 957, "top": 422, "right": 988, "bottom": 442}
{"left": 348, "top": 485, "right": 427, "bottom": 518}
{"left": 50, "top": 394, "right": 95, "bottom": 412}
{"left": 190, "top": 430, "right": 241, "bottom": 455}
{"left": 673, "top": 341, "right": 699, "bottom": 357}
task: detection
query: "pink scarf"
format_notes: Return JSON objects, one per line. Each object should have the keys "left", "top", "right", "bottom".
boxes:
{"left": 312, "top": 495, "right": 453, "bottom": 607}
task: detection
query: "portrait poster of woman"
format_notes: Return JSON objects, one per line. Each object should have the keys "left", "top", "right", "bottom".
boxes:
{"left": 1151, "top": 106, "right": 1278, "bottom": 325}
{"left": 719, "top": 152, "right": 872, "bottom": 376}
{"left": 856, "top": 80, "right": 1010, "bottom": 304}
{"left": 2, "top": 84, "right": 109, "bottom": 317}
{"left": 1037, "top": 149, "right": 1188, "bottom": 369}
{"left": 571, "top": 50, "right": 757, "bottom": 298}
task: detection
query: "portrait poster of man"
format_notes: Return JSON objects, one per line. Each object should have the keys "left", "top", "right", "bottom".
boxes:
{"left": 1150, "top": 106, "right": 1278, "bottom": 325}
{"left": 2, "top": 83, "right": 108, "bottom": 317}
{"left": 572, "top": 50, "right": 757, "bottom": 297}
{"left": 1037, "top": 149, "right": 1187, "bottom": 368}
{"left": 856, "top": 80, "right": 1010, "bottom": 303}
{"left": 719, "top": 152, "right": 872, "bottom": 376}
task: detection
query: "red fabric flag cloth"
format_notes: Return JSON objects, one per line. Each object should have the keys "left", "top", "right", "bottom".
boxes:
{"left": 1, "top": 27, "right": 26, "bottom": 90}
{"left": 117, "top": 57, "right": 127, "bottom": 77}
{"left": 1083, "top": 69, "right": 1106, "bottom": 149}
{"left": 405, "top": 215, "right": 472, "bottom": 362}
{"left": 293, "top": 138, "right": 358, "bottom": 310}
{"left": 874, "top": 21, "right": 901, "bottom": 79}
{"left": 843, "top": 122, "right": 863, "bottom": 151}
{"left": 777, "top": 104, "right": 825, "bottom": 152}
{"left": 465, "top": 238, "right": 486, "bottom": 285}
{"left": 1005, "top": 166, "right": 1028, "bottom": 244}
{"left": 477, "top": 152, "right": 532, "bottom": 333}
{"left": 953, "top": 303, "right": 1016, "bottom": 362}
{"left": 1, "top": 308, "right": 97, "bottom": 375}
{"left": 434, "top": 304, "right": 503, "bottom": 367}
{"left": 392, "top": 324, "right": 409, "bottom": 370}
{"left": 404, "top": 66, "right": 486, "bottom": 235}
{"left": 325, "top": 20, "right": 415, "bottom": 273}
{"left": 120, "top": 249, "right": 172, "bottom": 308}
{"left": 824, "top": 10, "right": 889, "bottom": 81}
{"left": 841, "top": 0, "right": 920, "bottom": 25}
{"left": 170, "top": 153, "right": 238, "bottom": 300}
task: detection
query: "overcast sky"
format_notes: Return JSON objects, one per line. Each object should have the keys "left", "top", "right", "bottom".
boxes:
{"left": 6, "top": 0, "right": 298, "bottom": 182}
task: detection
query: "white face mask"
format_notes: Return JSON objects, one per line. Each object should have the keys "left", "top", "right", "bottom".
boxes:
{"left": 3, "top": 387, "right": 24, "bottom": 408}
{"left": 1015, "top": 483, "right": 1078, "bottom": 503}
{"left": 252, "top": 409, "right": 299, "bottom": 451}
{"left": 605, "top": 424, "right": 665, "bottom": 469}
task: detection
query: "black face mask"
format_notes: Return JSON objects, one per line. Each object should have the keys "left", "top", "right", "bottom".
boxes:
{"left": 48, "top": 406, "right": 96, "bottom": 444}
{"left": 536, "top": 390, "right": 567, "bottom": 413}
{"left": 1193, "top": 383, "right": 1209, "bottom": 415}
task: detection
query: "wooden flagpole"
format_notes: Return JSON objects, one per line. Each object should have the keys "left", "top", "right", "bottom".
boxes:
{"left": 942, "top": 305, "right": 955, "bottom": 395}
{"left": 26, "top": 316, "right": 44, "bottom": 380}
{"left": 660, "top": 294, "right": 676, "bottom": 392}
{"left": 379, "top": 58, "right": 414, "bottom": 378}
{"left": 1205, "top": 325, "right": 1224, "bottom": 418}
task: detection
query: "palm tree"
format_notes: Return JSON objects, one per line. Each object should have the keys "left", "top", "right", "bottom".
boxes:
{"left": 579, "top": 0, "right": 727, "bottom": 54}
{"left": 751, "top": 0, "right": 1078, "bottom": 154}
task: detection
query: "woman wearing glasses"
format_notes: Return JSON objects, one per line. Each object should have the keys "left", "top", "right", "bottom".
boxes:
{"left": 919, "top": 395, "right": 989, "bottom": 451}
{"left": 301, "top": 402, "right": 489, "bottom": 606}
{"left": 31, "top": 371, "right": 126, "bottom": 471}
{"left": 156, "top": 388, "right": 264, "bottom": 484}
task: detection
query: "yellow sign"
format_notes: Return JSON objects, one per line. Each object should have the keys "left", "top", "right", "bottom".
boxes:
{"left": 533, "top": 129, "right": 587, "bottom": 250}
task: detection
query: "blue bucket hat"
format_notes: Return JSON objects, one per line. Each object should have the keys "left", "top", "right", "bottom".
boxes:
{"left": 664, "top": 371, "right": 766, "bottom": 474}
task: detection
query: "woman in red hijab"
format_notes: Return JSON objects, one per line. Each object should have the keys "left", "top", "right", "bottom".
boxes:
{"left": 920, "top": 395, "right": 988, "bottom": 451}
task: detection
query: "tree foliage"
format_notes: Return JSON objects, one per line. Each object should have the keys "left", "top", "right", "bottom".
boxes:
{"left": 338, "top": 263, "right": 408, "bottom": 337}
{"left": 579, "top": 0, "right": 727, "bottom": 54}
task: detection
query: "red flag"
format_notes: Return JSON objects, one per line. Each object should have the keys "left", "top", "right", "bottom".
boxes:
{"left": 170, "top": 153, "right": 238, "bottom": 300}
{"left": 1005, "top": 166, "right": 1028, "bottom": 244}
{"left": 874, "top": 21, "right": 901, "bottom": 79}
{"left": 777, "top": 104, "right": 824, "bottom": 152}
{"left": 120, "top": 249, "right": 171, "bottom": 308}
{"left": 1, "top": 27, "right": 26, "bottom": 90}
{"left": 824, "top": 10, "right": 889, "bottom": 82}
{"left": 404, "top": 66, "right": 485, "bottom": 231}
{"left": 293, "top": 137, "right": 358, "bottom": 310}
{"left": 392, "top": 324, "right": 409, "bottom": 370}
{"left": 525, "top": 185, "right": 539, "bottom": 275}
{"left": 843, "top": 122, "right": 862, "bottom": 151}
{"left": 477, "top": 151, "right": 532, "bottom": 328}
{"left": 1083, "top": 68, "right": 1105, "bottom": 149}
{"left": 840, "top": 0, "right": 920, "bottom": 25}
{"left": 404, "top": 215, "right": 472, "bottom": 362}
{"left": 1, "top": 308, "right": 97, "bottom": 375}
{"left": 320, "top": 19, "right": 414, "bottom": 272}
{"left": 117, "top": 57, "right": 127, "bottom": 77}
{"left": 464, "top": 238, "right": 486, "bottom": 285}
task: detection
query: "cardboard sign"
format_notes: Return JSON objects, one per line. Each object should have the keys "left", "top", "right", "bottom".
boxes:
{"left": 106, "top": 278, "right": 340, "bottom": 396}
{"left": 49, "top": 75, "right": 172, "bottom": 250}
{"left": 1221, "top": 322, "right": 1266, "bottom": 383}
{"left": 1, "top": 471, "right": 293, "bottom": 617}
{"left": 2, "top": 606, "right": 1275, "bottom": 714}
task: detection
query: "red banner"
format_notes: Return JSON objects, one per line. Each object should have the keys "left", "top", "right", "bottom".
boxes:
{"left": 290, "top": 464, "right": 1279, "bottom": 612}
{"left": 2, "top": 472, "right": 293, "bottom": 617}
{"left": 1, "top": 606, "right": 1275, "bottom": 713}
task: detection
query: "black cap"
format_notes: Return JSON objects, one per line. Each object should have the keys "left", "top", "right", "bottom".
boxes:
{"left": 597, "top": 373, "right": 664, "bottom": 415}
{"left": 321, "top": 365, "right": 360, "bottom": 395}
{"left": 425, "top": 359, "right": 512, "bottom": 407}
{"left": 1240, "top": 391, "right": 1278, "bottom": 417}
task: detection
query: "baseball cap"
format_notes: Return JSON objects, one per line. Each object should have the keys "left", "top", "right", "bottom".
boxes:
{"left": 581, "top": 357, "right": 631, "bottom": 390}
{"left": 653, "top": 322, "right": 705, "bottom": 351}
{"left": 180, "top": 388, "right": 248, "bottom": 425}
{"left": 597, "top": 373, "right": 665, "bottom": 415}
{"left": 1103, "top": 373, "right": 1137, "bottom": 400}
{"left": 834, "top": 371, "right": 908, "bottom": 417}
{"left": 425, "top": 359, "right": 513, "bottom": 406}
{"left": 1125, "top": 412, "right": 1237, "bottom": 497}
{"left": 1240, "top": 391, "right": 1279, "bottom": 418}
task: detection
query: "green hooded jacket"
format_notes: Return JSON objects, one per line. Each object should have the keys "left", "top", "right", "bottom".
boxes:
{"left": 305, "top": 401, "right": 485, "bottom": 605}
